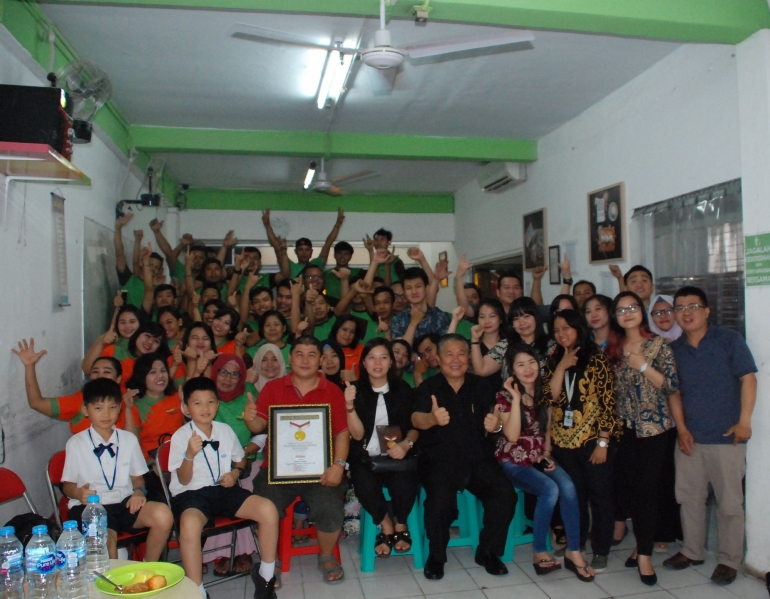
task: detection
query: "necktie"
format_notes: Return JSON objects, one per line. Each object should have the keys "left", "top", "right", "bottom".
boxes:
{"left": 202, "top": 440, "right": 220, "bottom": 451}
{"left": 93, "top": 443, "right": 115, "bottom": 458}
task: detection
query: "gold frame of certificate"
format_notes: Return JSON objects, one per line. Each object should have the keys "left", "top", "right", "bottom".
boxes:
{"left": 267, "top": 404, "right": 333, "bottom": 484}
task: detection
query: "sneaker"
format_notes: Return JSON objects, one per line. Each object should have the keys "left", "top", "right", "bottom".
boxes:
{"left": 591, "top": 554, "right": 608, "bottom": 573}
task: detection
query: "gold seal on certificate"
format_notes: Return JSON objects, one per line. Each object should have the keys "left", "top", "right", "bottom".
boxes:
{"left": 268, "top": 405, "right": 332, "bottom": 484}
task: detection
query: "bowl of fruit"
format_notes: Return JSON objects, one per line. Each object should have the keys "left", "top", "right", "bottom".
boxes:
{"left": 94, "top": 562, "right": 185, "bottom": 597}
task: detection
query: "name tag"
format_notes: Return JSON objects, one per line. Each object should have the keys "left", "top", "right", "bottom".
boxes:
{"left": 563, "top": 410, "right": 574, "bottom": 428}
{"left": 100, "top": 490, "right": 122, "bottom": 505}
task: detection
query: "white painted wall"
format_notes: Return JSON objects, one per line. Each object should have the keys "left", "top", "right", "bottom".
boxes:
{"left": 736, "top": 28, "right": 770, "bottom": 576}
{"left": 0, "top": 31, "right": 144, "bottom": 523}
{"left": 455, "top": 43, "right": 742, "bottom": 303}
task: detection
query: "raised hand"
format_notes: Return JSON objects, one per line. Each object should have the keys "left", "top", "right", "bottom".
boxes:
{"left": 431, "top": 395, "right": 450, "bottom": 426}
{"left": 558, "top": 253, "right": 572, "bottom": 278}
{"left": 407, "top": 247, "right": 424, "bottom": 262}
{"left": 372, "top": 249, "right": 390, "bottom": 265}
{"left": 470, "top": 324, "right": 483, "bottom": 342}
{"left": 353, "top": 280, "right": 373, "bottom": 295}
{"left": 223, "top": 230, "right": 237, "bottom": 248}
{"left": 608, "top": 264, "right": 623, "bottom": 279}
{"left": 434, "top": 259, "right": 451, "bottom": 281}
{"left": 12, "top": 338, "right": 47, "bottom": 366}
{"left": 376, "top": 317, "right": 389, "bottom": 333}
{"left": 558, "top": 347, "right": 580, "bottom": 370}
{"left": 183, "top": 346, "right": 198, "bottom": 361}
{"left": 451, "top": 305, "right": 465, "bottom": 322}
{"left": 123, "top": 389, "right": 139, "bottom": 409}
{"left": 457, "top": 254, "right": 472, "bottom": 276}
{"left": 234, "top": 252, "right": 244, "bottom": 271}
{"left": 335, "top": 208, "right": 345, "bottom": 226}
{"left": 172, "top": 346, "right": 183, "bottom": 367}
{"left": 484, "top": 404, "right": 502, "bottom": 433}
{"left": 243, "top": 392, "right": 257, "bottom": 422}
{"left": 102, "top": 329, "right": 118, "bottom": 345}
{"left": 133, "top": 229, "right": 144, "bottom": 241}
{"left": 363, "top": 234, "right": 374, "bottom": 252}
{"left": 502, "top": 377, "right": 521, "bottom": 402}
{"left": 115, "top": 213, "right": 134, "bottom": 229}
{"left": 304, "top": 288, "right": 319, "bottom": 304}
{"left": 297, "top": 318, "right": 310, "bottom": 334}
{"left": 235, "top": 329, "right": 248, "bottom": 347}
{"left": 532, "top": 265, "right": 547, "bottom": 280}
{"left": 414, "top": 356, "right": 428, "bottom": 376}
{"left": 227, "top": 293, "right": 238, "bottom": 309}
{"left": 245, "top": 271, "right": 261, "bottom": 289}
{"left": 344, "top": 381, "right": 356, "bottom": 408}
{"left": 261, "top": 209, "right": 271, "bottom": 226}
{"left": 276, "top": 236, "right": 288, "bottom": 253}
{"left": 113, "top": 289, "right": 125, "bottom": 308}
{"left": 333, "top": 267, "right": 351, "bottom": 280}
{"left": 181, "top": 233, "right": 194, "bottom": 246}
{"left": 187, "top": 430, "right": 203, "bottom": 457}
{"left": 149, "top": 218, "right": 164, "bottom": 232}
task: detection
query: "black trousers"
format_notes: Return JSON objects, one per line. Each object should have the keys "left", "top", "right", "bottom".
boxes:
{"left": 616, "top": 427, "right": 679, "bottom": 555}
{"left": 421, "top": 459, "right": 516, "bottom": 563}
{"left": 349, "top": 462, "right": 421, "bottom": 525}
{"left": 553, "top": 442, "right": 614, "bottom": 556}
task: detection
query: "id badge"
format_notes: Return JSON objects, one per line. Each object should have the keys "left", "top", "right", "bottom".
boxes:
{"left": 99, "top": 490, "right": 121, "bottom": 505}
{"left": 563, "top": 410, "right": 574, "bottom": 428}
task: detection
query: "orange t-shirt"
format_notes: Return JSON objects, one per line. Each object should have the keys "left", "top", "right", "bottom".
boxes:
{"left": 343, "top": 345, "right": 364, "bottom": 377}
{"left": 50, "top": 392, "right": 128, "bottom": 434}
{"left": 217, "top": 339, "right": 237, "bottom": 355}
{"left": 120, "top": 356, "right": 180, "bottom": 394}
{"left": 132, "top": 393, "right": 184, "bottom": 460}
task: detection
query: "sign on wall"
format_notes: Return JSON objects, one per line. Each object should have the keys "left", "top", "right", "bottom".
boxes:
{"left": 745, "top": 232, "right": 770, "bottom": 286}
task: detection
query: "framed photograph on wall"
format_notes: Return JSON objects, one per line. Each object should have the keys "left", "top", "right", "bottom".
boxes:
{"left": 548, "top": 246, "right": 561, "bottom": 285}
{"left": 588, "top": 182, "right": 626, "bottom": 263}
{"left": 523, "top": 208, "right": 547, "bottom": 271}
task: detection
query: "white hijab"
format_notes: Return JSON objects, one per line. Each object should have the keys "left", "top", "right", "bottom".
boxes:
{"left": 647, "top": 294, "right": 683, "bottom": 341}
{"left": 253, "top": 343, "right": 286, "bottom": 392}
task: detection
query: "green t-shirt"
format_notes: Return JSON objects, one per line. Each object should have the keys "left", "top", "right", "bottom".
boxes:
{"left": 290, "top": 256, "right": 325, "bottom": 279}
{"left": 214, "top": 387, "right": 257, "bottom": 449}
{"left": 246, "top": 341, "right": 292, "bottom": 373}
{"left": 312, "top": 316, "right": 337, "bottom": 343}
{"left": 375, "top": 259, "right": 404, "bottom": 283}
{"left": 455, "top": 318, "right": 475, "bottom": 341}
{"left": 173, "top": 261, "right": 186, "bottom": 284}
{"left": 401, "top": 371, "right": 415, "bottom": 388}
{"left": 354, "top": 311, "right": 382, "bottom": 343}
{"left": 323, "top": 267, "right": 362, "bottom": 300}
{"left": 121, "top": 274, "right": 145, "bottom": 309}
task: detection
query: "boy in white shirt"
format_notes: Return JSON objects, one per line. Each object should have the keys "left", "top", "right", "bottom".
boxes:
{"left": 62, "top": 379, "right": 173, "bottom": 560}
{"left": 169, "top": 377, "right": 279, "bottom": 599}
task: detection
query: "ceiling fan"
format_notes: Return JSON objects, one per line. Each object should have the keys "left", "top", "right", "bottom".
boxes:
{"left": 308, "top": 159, "right": 379, "bottom": 196}
{"left": 229, "top": 0, "right": 534, "bottom": 93}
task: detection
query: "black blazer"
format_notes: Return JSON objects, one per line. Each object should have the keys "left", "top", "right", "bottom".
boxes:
{"left": 348, "top": 377, "right": 416, "bottom": 463}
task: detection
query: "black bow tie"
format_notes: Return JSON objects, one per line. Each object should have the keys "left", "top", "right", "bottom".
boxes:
{"left": 93, "top": 443, "right": 115, "bottom": 458}
{"left": 202, "top": 440, "right": 220, "bottom": 451}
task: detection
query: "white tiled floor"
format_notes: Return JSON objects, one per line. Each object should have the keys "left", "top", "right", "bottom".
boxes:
{"left": 204, "top": 532, "right": 768, "bottom": 599}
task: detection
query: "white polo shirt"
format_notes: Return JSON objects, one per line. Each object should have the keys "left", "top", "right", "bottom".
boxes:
{"left": 62, "top": 426, "right": 148, "bottom": 509}
{"left": 168, "top": 421, "right": 244, "bottom": 496}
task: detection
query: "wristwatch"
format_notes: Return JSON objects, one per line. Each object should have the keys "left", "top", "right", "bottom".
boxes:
{"left": 639, "top": 362, "right": 648, "bottom": 373}
{"left": 597, "top": 439, "right": 609, "bottom": 449}
{"left": 563, "top": 278, "right": 574, "bottom": 285}
{"left": 333, "top": 459, "right": 349, "bottom": 471}
{"left": 405, "top": 439, "right": 414, "bottom": 449}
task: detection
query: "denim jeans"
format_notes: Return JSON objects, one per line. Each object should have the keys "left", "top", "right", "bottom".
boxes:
{"left": 501, "top": 461, "right": 581, "bottom": 552}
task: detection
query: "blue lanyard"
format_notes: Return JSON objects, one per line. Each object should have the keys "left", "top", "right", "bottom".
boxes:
{"left": 88, "top": 430, "right": 119, "bottom": 490}
{"left": 190, "top": 424, "right": 220, "bottom": 484}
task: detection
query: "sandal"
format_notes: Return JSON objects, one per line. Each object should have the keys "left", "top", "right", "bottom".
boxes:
{"left": 375, "top": 532, "right": 394, "bottom": 558}
{"left": 317, "top": 555, "right": 345, "bottom": 584}
{"left": 392, "top": 530, "right": 412, "bottom": 553}
{"left": 234, "top": 554, "right": 252, "bottom": 574}
{"left": 533, "top": 558, "right": 562, "bottom": 575}
{"left": 564, "top": 557, "right": 595, "bottom": 582}
{"left": 213, "top": 557, "right": 231, "bottom": 577}
{"left": 552, "top": 526, "right": 567, "bottom": 547}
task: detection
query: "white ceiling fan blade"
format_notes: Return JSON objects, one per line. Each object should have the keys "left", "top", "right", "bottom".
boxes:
{"left": 404, "top": 30, "right": 535, "bottom": 59}
{"left": 332, "top": 170, "right": 379, "bottom": 185}
{"left": 230, "top": 23, "right": 358, "bottom": 54}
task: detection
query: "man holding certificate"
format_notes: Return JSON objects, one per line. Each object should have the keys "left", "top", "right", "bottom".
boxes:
{"left": 412, "top": 334, "right": 516, "bottom": 581}
{"left": 245, "top": 335, "right": 350, "bottom": 585}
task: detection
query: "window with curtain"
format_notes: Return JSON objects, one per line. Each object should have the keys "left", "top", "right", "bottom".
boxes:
{"left": 631, "top": 179, "right": 744, "bottom": 335}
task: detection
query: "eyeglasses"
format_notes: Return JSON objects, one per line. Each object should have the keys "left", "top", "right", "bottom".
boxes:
{"left": 218, "top": 370, "right": 241, "bottom": 380}
{"left": 394, "top": 293, "right": 406, "bottom": 300}
{"left": 305, "top": 274, "right": 322, "bottom": 280}
{"left": 652, "top": 309, "right": 674, "bottom": 317}
{"left": 674, "top": 304, "right": 705, "bottom": 313}
{"left": 615, "top": 305, "right": 642, "bottom": 315}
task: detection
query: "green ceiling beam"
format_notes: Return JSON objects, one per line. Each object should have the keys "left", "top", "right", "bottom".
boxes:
{"left": 35, "top": 0, "right": 770, "bottom": 44}
{"left": 131, "top": 126, "right": 538, "bottom": 162}
{"left": 187, "top": 188, "right": 454, "bottom": 213}
{"left": 0, "top": 0, "right": 179, "bottom": 199}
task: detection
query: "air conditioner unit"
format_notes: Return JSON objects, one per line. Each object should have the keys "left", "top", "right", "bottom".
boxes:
{"left": 477, "top": 162, "right": 527, "bottom": 193}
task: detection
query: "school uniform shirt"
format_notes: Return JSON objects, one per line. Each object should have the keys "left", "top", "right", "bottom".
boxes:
{"left": 289, "top": 257, "right": 325, "bottom": 279}
{"left": 62, "top": 426, "right": 148, "bottom": 509}
{"left": 168, "top": 421, "right": 245, "bottom": 496}
{"left": 49, "top": 392, "right": 129, "bottom": 434}
{"left": 100, "top": 341, "right": 132, "bottom": 361}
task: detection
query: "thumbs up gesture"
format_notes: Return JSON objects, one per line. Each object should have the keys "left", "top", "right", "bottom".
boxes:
{"left": 431, "top": 395, "right": 450, "bottom": 427}
{"left": 484, "top": 404, "right": 503, "bottom": 433}
{"left": 187, "top": 430, "right": 203, "bottom": 457}
{"left": 344, "top": 381, "right": 356, "bottom": 410}
{"left": 243, "top": 392, "right": 257, "bottom": 423}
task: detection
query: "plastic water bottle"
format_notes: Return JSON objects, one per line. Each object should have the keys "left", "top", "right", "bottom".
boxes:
{"left": 81, "top": 495, "right": 109, "bottom": 581}
{"left": 0, "top": 526, "right": 24, "bottom": 599}
{"left": 56, "top": 521, "right": 86, "bottom": 599}
{"left": 24, "top": 525, "right": 57, "bottom": 599}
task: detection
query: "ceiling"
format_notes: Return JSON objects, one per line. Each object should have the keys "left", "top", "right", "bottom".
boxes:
{"left": 37, "top": 4, "right": 686, "bottom": 195}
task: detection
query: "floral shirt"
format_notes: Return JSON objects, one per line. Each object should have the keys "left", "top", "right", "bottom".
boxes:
{"left": 486, "top": 339, "right": 510, "bottom": 379}
{"left": 614, "top": 336, "right": 679, "bottom": 437}
{"left": 390, "top": 305, "right": 451, "bottom": 340}
{"left": 493, "top": 391, "right": 544, "bottom": 466}
{"left": 544, "top": 351, "right": 619, "bottom": 449}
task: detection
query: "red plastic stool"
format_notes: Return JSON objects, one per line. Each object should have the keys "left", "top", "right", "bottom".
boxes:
{"left": 277, "top": 498, "right": 341, "bottom": 572}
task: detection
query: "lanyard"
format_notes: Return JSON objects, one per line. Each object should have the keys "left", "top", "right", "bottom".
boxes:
{"left": 88, "top": 430, "right": 119, "bottom": 491}
{"left": 564, "top": 371, "right": 577, "bottom": 411}
{"left": 190, "top": 424, "right": 220, "bottom": 484}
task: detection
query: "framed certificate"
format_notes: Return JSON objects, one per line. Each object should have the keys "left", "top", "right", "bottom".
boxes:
{"left": 267, "top": 404, "right": 333, "bottom": 484}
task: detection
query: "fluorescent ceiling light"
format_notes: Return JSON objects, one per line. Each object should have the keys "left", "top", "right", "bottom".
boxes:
{"left": 303, "top": 162, "right": 317, "bottom": 189}
{"left": 316, "top": 47, "right": 354, "bottom": 110}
